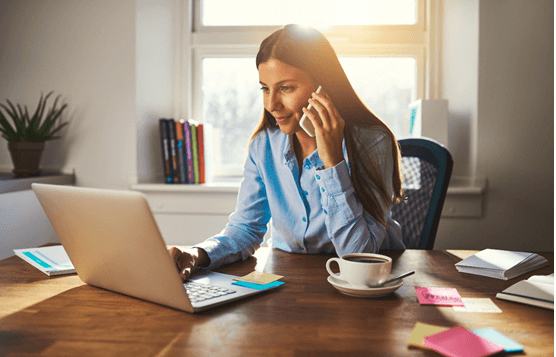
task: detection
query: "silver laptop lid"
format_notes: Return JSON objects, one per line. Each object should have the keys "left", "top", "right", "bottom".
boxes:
{"left": 32, "top": 183, "right": 193, "bottom": 312}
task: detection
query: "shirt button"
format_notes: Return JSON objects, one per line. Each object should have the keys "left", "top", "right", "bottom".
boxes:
{"left": 304, "top": 164, "right": 311, "bottom": 170}
{"left": 324, "top": 209, "right": 328, "bottom": 214}
{"left": 302, "top": 217, "right": 307, "bottom": 222}
{"left": 316, "top": 174, "right": 321, "bottom": 180}
{"left": 321, "top": 187, "right": 325, "bottom": 193}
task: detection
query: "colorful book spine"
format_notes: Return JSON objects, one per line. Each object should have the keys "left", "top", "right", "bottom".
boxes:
{"left": 190, "top": 122, "right": 200, "bottom": 184}
{"left": 197, "top": 123, "right": 205, "bottom": 184}
{"left": 158, "top": 119, "right": 173, "bottom": 183}
{"left": 183, "top": 121, "right": 194, "bottom": 184}
{"left": 174, "top": 120, "right": 188, "bottom": 183}
{"left": 167, "top": 119, "right": 179, "bottom": 183}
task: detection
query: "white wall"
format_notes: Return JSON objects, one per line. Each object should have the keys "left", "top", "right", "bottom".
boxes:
{"left": 0, "top": 190, "right": 58, "bottom": 260}
{"left": 136, "top": 0, "right": 177, "bottom": 184}
{"left": 0, "top": 0, "right": 137, "bottom": 190}
{"left": 436, "top": 0, "right": 554, "bottom": 251}
{"left": 0, "top": 0, "right": 553, "bottom": 252}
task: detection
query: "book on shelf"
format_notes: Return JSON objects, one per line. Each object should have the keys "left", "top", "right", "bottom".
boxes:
{"left": 190, "top": 121, "right": 200, "bottom": 184}
{"left": 167, "top": 119, "right": 179, "bottom": 183}
{"left": 174, "top": 120, "right": 188, "bottom": 183}
{"left": 183, "top": 120, "right": 194, "bottom": 183}
{"left": 158, "top": 119, "right": 173, "bottom": 183}
{"left": 496, "top": 274, "right": 554, "bottom": 310}
{"left": 455, "top": 248, "right": 549, "bottom": 280}
{"left": 14, "top": 245, "right": 75, "bottom": 276}
{"left": 158, "top": 118, "right": 213, "bottom": 184}
{"left": 198, "top": 123, "right": 205, "bottom": 184}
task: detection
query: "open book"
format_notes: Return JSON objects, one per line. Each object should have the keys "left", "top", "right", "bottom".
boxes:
{"left": 496, "top": 274, "right": 554, "bottom": 310}
{"left": 14, "top": 245, "right": 75, "bottom": 276}
{"left": 454, "top": 249, "right": 549, "bottom": 280}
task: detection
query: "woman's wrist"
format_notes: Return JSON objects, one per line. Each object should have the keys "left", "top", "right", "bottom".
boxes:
{"left": 190, "top": 247, "right": 209, "bottom": 268}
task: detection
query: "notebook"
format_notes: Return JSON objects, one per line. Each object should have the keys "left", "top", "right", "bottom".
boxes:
{"left": 454, "top": 249, "right": 549, "bottom": 280}
{"left": 14, "top": 245, "right": 75, "bottom": 276}
{"left": 31, "top": 183, "right": 282, "bottom": 313}
{"left": 496, "top": 274, "right": 554, "bottom": 310}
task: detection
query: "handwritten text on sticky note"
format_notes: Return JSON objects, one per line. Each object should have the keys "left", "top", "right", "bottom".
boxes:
{"left": 415, "top": 287, "right": 464, "bottom": 306}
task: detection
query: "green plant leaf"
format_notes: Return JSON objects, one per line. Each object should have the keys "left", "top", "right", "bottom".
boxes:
{"left": 28, "top": 94, "right": 44, "bottom": 134}
{"left": 0, "top": 102, "right": 25, "bottom": 139}
{"left": 37, "top": 103, "right": 68, "bottom": 139}
{"left": 47, "top": 121, "right": 69, "bottom": 139}
{"left": 0, "top": 109, "right": 17, "bottom": 140}
{"left": 0, "top": 92, "right": 68, "bottom": 142}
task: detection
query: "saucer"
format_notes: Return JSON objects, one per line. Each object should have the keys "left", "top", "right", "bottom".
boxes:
{"left": 327, "top": 275, "right": 403, "bottom": 298}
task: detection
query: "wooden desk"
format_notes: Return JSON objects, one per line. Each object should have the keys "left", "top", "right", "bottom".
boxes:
{"left": 0, "top": 248, "right": 553, "bottom": 356}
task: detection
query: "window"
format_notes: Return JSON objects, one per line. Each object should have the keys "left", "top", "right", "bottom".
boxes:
{"left": 184, "top": 0, "right": 434, "bottom": 177}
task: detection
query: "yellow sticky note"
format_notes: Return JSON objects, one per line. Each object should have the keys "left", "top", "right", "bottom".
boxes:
{"left": 407, "top": 322, "right": 451, "bottom": 349}
{"left": 233, "top": 271, "right": 283, "bottom": 285}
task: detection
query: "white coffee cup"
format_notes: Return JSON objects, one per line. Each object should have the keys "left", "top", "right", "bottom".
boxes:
{"left": 326, "top": 253, "right": 392, "bottom": 289}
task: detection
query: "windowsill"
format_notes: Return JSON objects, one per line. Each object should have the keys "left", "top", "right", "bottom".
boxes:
{"left": 131, "top": 177, "right": 241, "bottom": 194}
{"left": 132, "top": 175, "right": 486, "bottom": 218}
{"left": 0, "top": 171, "right": 76, "bottom": 194}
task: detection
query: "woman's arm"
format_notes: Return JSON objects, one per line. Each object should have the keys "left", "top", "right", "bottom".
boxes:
{"left": 192, "top": 136, "right": 271, "bottom": 269}
{"left": 315, "top": 133, "right": 402, "bottom": 255}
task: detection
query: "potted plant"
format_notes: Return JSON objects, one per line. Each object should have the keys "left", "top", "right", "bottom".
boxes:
{"left": 0, "top": 91, "right": 68, "bottom": 177}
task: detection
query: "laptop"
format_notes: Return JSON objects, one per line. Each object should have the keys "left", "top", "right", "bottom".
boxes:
{"left": 31, "top": 183, "right": 281, "bottom": 313}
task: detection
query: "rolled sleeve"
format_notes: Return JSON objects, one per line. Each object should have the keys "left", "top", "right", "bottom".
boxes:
{"left": 316, "top": 160, "right": 357, "bottom": 226}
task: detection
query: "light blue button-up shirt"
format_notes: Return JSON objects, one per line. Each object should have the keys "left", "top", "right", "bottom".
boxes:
{"left": 194, "top": 127, "right": 404, "bottom": 269}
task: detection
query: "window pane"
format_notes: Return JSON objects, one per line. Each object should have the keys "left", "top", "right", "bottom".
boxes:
{"left": 201, "top": 57, "right": 416, "bottom": 175}
{"left": 201, "top": 58, "right": 261, "bottom": 175}
{"left": 339, "top": 57, "right": 416, "bottom": 138}
{"left": 201, "top": 0, "right": 416, "bottom": 26}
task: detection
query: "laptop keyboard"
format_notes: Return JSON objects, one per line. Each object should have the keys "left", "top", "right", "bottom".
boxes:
{"left": 184, "top": 281, "right": 236, "bottom": 304}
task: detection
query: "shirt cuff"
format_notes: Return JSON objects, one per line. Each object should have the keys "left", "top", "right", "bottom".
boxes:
{"left": 314, "top": 160, "right": 353, "bottom": 195}
{"left": 192, "top": 240, "right": 221, "bottom": 270}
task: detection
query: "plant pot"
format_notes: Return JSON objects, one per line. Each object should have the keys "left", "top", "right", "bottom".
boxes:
{"left": 7, "top": 141, "right": 45, "bottom": 178}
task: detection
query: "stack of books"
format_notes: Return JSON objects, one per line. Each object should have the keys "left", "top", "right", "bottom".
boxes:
{"left": 496, "top": 274, "right": 554, "bottom": 310}
{"left": 159, "top": 118, "right": 213, "bottom": 184}
{"left": 455, "top": 249, "right": 549, "bottom": 280}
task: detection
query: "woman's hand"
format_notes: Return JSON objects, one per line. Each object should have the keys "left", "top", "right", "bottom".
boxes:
{"left": 302, "top": 91, "right": 345, "bottom": 168}
{"left": 168, "top": 247, "right": 209, "bottom": 281}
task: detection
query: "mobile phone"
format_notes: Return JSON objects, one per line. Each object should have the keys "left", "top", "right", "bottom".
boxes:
{"left": 299, "top": 85, "right": 323, "bottom": 137}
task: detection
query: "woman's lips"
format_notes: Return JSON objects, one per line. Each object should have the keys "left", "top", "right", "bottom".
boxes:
{"left": 274, "top": 114, "right": 293, "bottom": 123}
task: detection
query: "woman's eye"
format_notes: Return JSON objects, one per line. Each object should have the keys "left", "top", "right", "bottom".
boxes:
{"left": 260, "top": 87, "right": 269, "bottom": 93}
{"left": 281, "top": 86, "right": 295, "bottom": 92}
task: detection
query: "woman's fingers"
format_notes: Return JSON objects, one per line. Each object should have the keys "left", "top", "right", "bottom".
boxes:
{"left": 168, "top": 247, "right": 195, "bottom": 281}
{"left": 309, "top": 92, "right": 343, "bottom": 133}
{"left": 305, "top": 91, "right": 345, "bottom": 168}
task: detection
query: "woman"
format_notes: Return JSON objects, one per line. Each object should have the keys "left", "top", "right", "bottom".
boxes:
{"left": 170, "top": 24, "right": 405, "bottom": 280}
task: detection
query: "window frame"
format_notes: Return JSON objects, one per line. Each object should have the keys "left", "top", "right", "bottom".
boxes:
{"left": 180, "top": 0, "right": 440, "bottom": 178}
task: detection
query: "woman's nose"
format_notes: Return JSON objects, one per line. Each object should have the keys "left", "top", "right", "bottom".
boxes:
{"left": 265, "top": 92, "right": 283, "bottom": 112}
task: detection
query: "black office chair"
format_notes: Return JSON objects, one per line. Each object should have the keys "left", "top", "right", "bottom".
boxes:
{"left": 391, "top": 138, "right": 453, "bottom": 250}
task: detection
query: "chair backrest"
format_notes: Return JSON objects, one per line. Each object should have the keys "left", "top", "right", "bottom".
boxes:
{"left": 391, "top": 138, "right": 453, "bottom": 250}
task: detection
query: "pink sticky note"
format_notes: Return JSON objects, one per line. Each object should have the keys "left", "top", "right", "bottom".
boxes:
{"left": 415, "top": 287, "right": 465, "bottom": 306}
{"left": 424, "top": 325, "right": 505, "bottom": 357}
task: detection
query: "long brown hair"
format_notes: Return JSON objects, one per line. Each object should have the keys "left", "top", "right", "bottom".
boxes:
{"left": 251, "top": 24, "right": 403, "bottom": 227}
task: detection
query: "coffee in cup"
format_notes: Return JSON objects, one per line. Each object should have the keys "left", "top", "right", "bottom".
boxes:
{"left": 326, "top": 253, "right": 392, "bottom": 289}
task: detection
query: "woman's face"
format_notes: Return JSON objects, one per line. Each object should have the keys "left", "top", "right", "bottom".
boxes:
{"left": 258, "top": 59, "right": 316, "bottom": 135}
